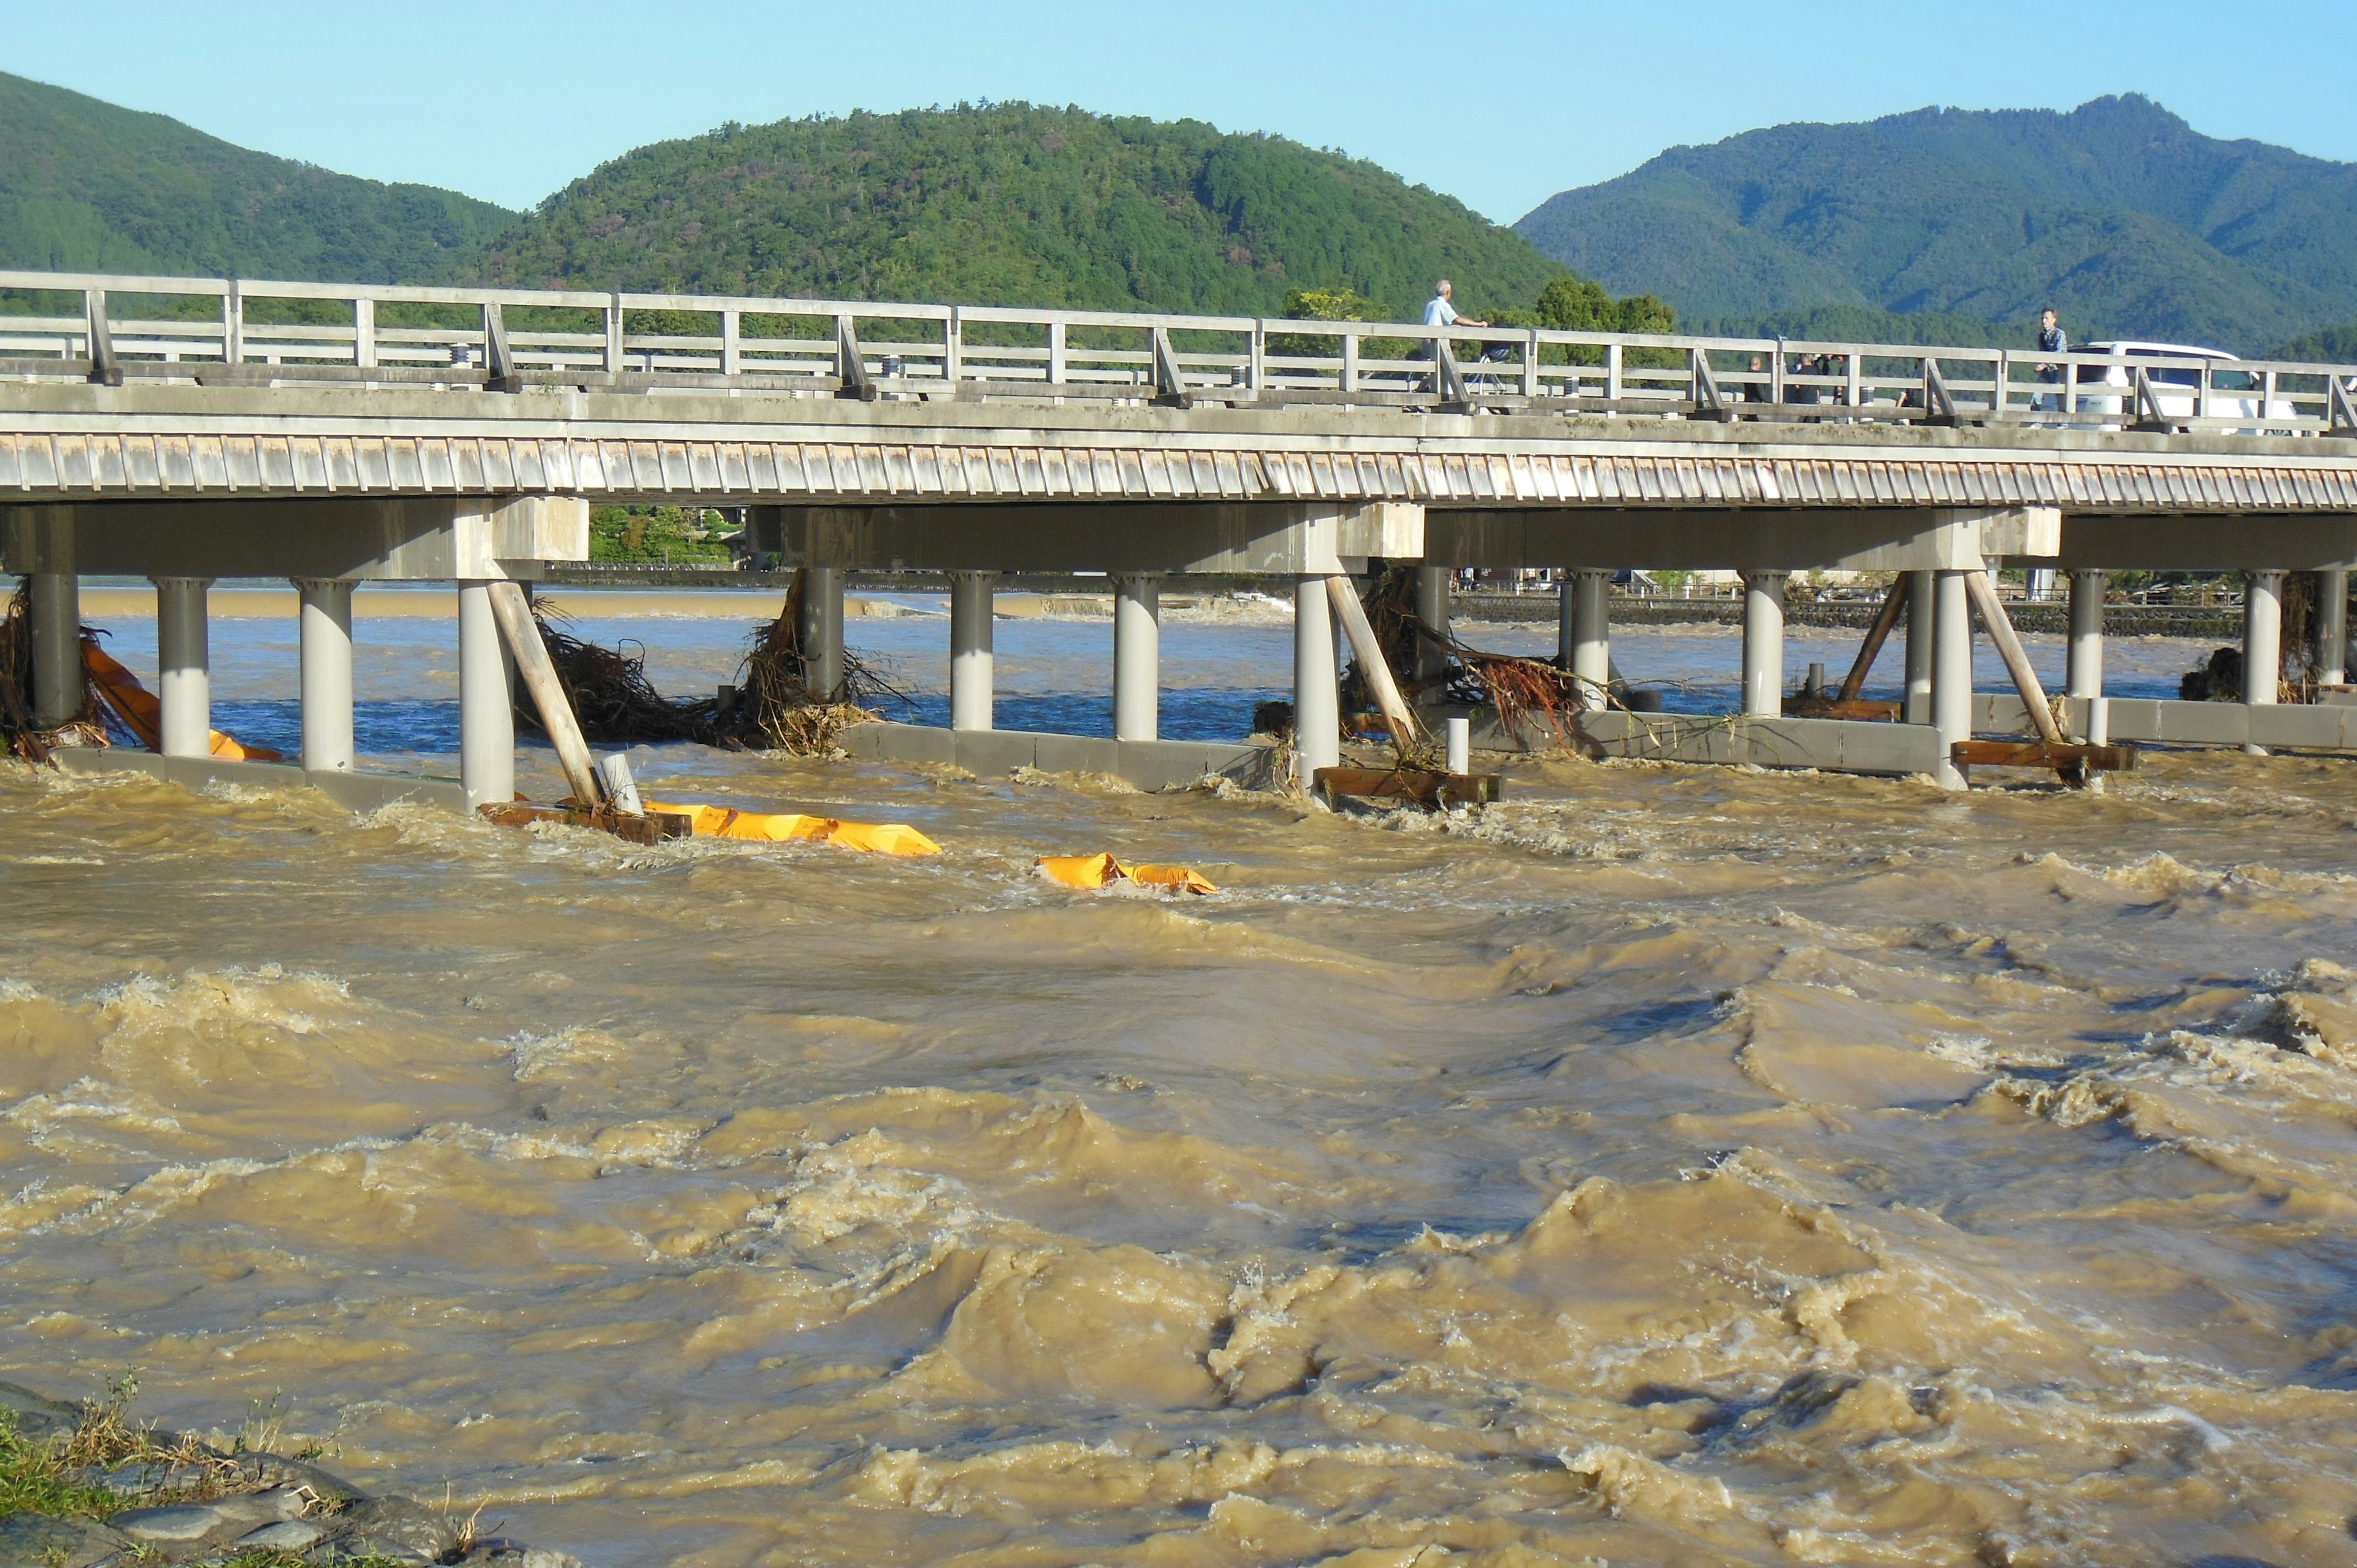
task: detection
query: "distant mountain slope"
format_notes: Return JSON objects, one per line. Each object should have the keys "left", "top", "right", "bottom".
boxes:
{"left": 0, "top": 72, "right": 515, "bottom": 283}
{"left": 473, "top": 104, "right": 1564, "bottom": 320}
{"left": 1517, "top": 96, "right": 2357, "bottom": 353}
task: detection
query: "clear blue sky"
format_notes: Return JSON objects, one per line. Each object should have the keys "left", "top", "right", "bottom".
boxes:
{"left": 9, "top": 2, "right": 2354, "bottom": 222}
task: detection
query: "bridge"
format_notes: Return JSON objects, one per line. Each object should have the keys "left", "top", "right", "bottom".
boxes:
{"left": 6, "top": 267, "right": 2357, "bottom": 801}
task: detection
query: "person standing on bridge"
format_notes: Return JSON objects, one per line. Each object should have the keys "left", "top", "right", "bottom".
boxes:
{"left": 2035, "top": 307, "right": 2068, "bottom": 418}
{"left": 1414, "top": 280, "right": 1488, "bottom": 391}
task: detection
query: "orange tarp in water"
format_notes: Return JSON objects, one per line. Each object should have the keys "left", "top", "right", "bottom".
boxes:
{"left": 1036, "top": 852, "right": 1218, "bottom": 895}
{"left": 643, "top": 799, "right": 940, "bottom": 857}
{"left": 83, "top": 644, "right": 284, "bottom": 763}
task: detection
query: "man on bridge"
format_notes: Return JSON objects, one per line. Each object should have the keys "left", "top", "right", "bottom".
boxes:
{"left": 1415, "top": 280, "right": 1487, "bottom": 390}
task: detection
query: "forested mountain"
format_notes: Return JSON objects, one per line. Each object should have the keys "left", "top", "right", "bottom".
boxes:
{"left": 470, "top": 104, "right": 1565, "bottom": 321}
{"left": 1517, "top": 95, "right": 2357, "bottom": 354}
{"left": 0, "top": 72, "right": 514, "bottom": 282}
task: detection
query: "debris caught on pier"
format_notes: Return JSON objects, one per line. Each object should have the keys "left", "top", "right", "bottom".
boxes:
{"left": 513, "top": 570, "right": 904, "bottom": 755}
{"left": 0, "top": 585, "right": 101, "bottom": 762}
{"left": 84, "top": 643, "right": 282, "bottom": 762}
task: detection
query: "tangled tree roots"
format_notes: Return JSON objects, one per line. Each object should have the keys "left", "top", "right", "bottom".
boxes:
{"left": 0, "top": 584, "right": 107, "bottom": 762}
{"left": 516, "top": 571, "right": 904, "bottom": 756}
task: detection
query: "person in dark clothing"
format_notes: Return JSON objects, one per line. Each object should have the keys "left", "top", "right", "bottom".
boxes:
{"left": 2035, "top": 308, "right": 2067, "bottom": 414}
{"left": 1784, "top": 352, "right": 1821, "bottom": 406}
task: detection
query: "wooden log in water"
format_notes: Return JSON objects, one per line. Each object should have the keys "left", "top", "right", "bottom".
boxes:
{"left": 1314, "top": 765, "right": 1500, "bottom": 809}
{"left": 479, "top": 801, "right": 694, "bottom": 843}
{"left": 1951, "top": 740, "right": 2136, "bottom": 773}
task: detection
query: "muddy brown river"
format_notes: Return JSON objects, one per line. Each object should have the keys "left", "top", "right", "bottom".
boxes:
{"left": 4, "top": 595, "right": 2355, "bottom": 1566}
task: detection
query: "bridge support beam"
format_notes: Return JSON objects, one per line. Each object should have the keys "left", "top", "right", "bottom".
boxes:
{"left": 296, "top": 578, "right": 356, "bottom": 773}
{"left": 799, "top": 565, "right": 844, "bottom": 701}
{"left": 1569, "top": 568, "right": 1613, "bottom": 711}
{"left": 1931, "top": 570, "right": 1972, "bottom": 790}
{"left": 1415, "top": 565, "right": 1452, "bottom": 698}
{"left": 949, "top": 570, "right": 995, "bottom": 732}
{"left": 2066, "top": 570, "right": 2105, "bottom": 701}
{"left": 2245, "top": 568, "right": 2284, "bottom": 755}
{"left": 1740, "top": 570, "right": 1787, "bottom": 718}
{"left": 1293, "top": 575, "right": 1341, "bottom": 783}
{"left": 1903, "top": 570, "right": 1933, "bottom": 725}
{"left": 153, "top": 577, "right": 212, "bottom": 758}
{"left": 2318, "top": 568, "right": 2348, "bottom": 687}
{"left": 1112, "top": 572, "right": 1161, "bottom": 743}
{"left": 457, "top": 581, "right": 513, "bottom": 811}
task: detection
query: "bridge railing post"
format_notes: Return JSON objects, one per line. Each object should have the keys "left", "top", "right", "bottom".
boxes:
{"left": 606, "top": 294, "right": 625, "bottom": 376}
{"left": 1047, "top": 319, "right": 1067, "bottom": 387}
{"left": 722, "top": 307, "right": 741, "bottom": 377}
{"left": 1248, "top": 320, "right": 1265, "bottom": 390}
{"left": 1605, "top": 341, "right": 1624, "bottom": 401}
{"left": 354, "top": 296, "right": 376, "bottom": 370}
{"left": 945, "top": 307, "right": 963, "bottom": 388}
{"left": 223, "top": 281, "right": 244, "bottom": 368}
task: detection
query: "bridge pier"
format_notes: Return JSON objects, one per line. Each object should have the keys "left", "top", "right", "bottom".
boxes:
{"left": 1930, "top": 570, "right": 1972, "bottom": 790}
{"left": 153, "top": 577, "right": 212, "bottom": 757}
{"left": 1293, "top": 574, "right": 1341, "bottom": 782}
{"left": 1415, "top": 565, "right": 1452, "bottom": 703}
{"left": 798, "top": 566, "right": 844, "bottom": 701}
{"left": 31, "top": 571, "right": 80, "bottom": 729}
{"left": 457, "top": 581, "right": 514, "bottom": 810}
{"left": 1112, "top": 572, "right": 1161, "bottom": 743}
{"left": 948, "top": 570, "right": 996, "bottom": 732}
{"left": 1568, "top": 568, "right": 1612, "bottom": 711}
{"left": 2321, "top": 567, "right": 2349, "bottom": 687}
{"left": 1903, "top": 569, "right": 1933, "bottom": 725}
{"left": 2066, "top": 569, "right": 2105, "bottom": 701}
{"left": 2245, "top": 569, "right": 2285, "bottom": 755}
{"left": 1740, "top": 570, "right": 1787, "bottom": 718}
{"left": 296, "top": 578, "right": 356, "bottom": 773}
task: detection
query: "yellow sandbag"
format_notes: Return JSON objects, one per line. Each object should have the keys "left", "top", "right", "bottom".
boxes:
{"left": 1035, "top": 852, "right": 1217, "bottom": 895}
{"left": 1037, "top": 852, "right": 1122, "bottom": 889}
{"left": 643, "top": 800, "right": 940, "bottom": 857}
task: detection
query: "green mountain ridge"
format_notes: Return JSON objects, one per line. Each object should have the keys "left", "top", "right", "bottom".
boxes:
{"left": 0, "top": 72, "right": 517, "bottom": 284}
{"left": 471, "top": 103, "right": 1564, "bottom": 321}
{"left": 1516, "top": 95, "right": 2357, "bottom": 355}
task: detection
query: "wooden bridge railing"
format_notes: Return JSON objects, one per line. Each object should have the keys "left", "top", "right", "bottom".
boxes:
{"left": 2, "top": 268, "right": 2353, "bottom": 438}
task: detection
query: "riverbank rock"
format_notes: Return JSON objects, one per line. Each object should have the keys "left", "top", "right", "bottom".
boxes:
{"left": 0, "top": 1381, "right": 579, "bottom": 1568}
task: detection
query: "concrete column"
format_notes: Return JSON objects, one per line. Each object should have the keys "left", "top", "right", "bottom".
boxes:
{"left": 797, "top": 565, "right": 844, "bottom": 701}
{"left": 1415, "top": 565, "right": 1451, "bottom": 695}
{"left": 948, "top": 570, "right": 995, "bottom": 732}
{"left": 153, "top": 576, "right": 212, "bottom": 758}
{"left": 1903, "top": 570, "right": 1933, "bottom": 725}
{"left": 1740, "top": 570, "right": 1787, "bottom": 718}
{"left": 294, "top": 578, "right": 356, "bottom": 773}
{"left": 1570, "top": 568, "right": 1612, "bottom": 711}
{"left": 1112, "top": 571, "right": 1161, "bottom": 743}
{"left": 2245, "top": 569, "right": 2284, "bottom": 755}
{"left": 457, "top": 580, "right": 514, "bottom": 810}
{"left": 29, "top": 571, "right": 81, "bottom": 728}
{"left": 1293, "top": 574, "right": 1341, "bottom": 780}
{"left": 1930, "top": 569, "right": 1972, "bottom": 791}
{"left": 2065, "top": 570, "right": 2105, "bottom": 700}
{"left": 2316, "top": 567, "right": 2348, "bottom": 687}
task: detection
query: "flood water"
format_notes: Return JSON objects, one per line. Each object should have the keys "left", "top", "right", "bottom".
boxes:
{"left": 5, "top": 589, "right": 2355, "bottom": 1567}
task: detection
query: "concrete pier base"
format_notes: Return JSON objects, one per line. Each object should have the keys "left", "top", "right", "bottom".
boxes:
{"left": 1416, "top": 565, "right": 1451, "bottom": 696}
{"left": 2317, "top": 566, "right": 2347, "bottom": 687}
{"left": 1293, "top": 573, "right": 1341, "bottom": 781}
{"left": 799, "top": 565, "right": 844, "bottom": 701}
{"left": 1569, "top": 568, "right": 1612, "bottom": 711}
{"left": 457, "top": 580, "right": 513, "bottom": 811}
{"left": 1741, "top": 570, "right": 1787, "bottom": 718}
{"left": 296, "top": 577, "right": 356, "bottom": 773}
{"left": 2245, "top": 568, "right": 2284, "bottom": 755}
{"left": 949, "top": 570, "right": 995, "bottom": 731}
{"left": 1930, "top": 569, "right": 1972, "bottom": 789}
{"left": 1903, "top": 569, "right": 1933, "bottom": 725}
{"left": 1112, "top": 571, "right": 1161, "bottom": 742}
{"left": 29, "top": 570, "right": 80, "bottom": 728}
{"left": 153, "top": 576, "right": 212, "bottom": 758}
{"left": 2066, "top": 569, "right": 2105, "bottom": 701}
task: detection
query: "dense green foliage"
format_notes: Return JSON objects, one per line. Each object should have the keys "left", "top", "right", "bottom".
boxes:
{"left": 589, "top": 506, "right": 734, "bottom": 565}
{"left": 473, "top": 104, "right": 1564, "bottom": 320}
{"left": 0, "top": 72, "right": 515, "bottom": 282}
{"left": 2269, "top": 323, "right": 2357, "bottom": 363}
{"left": 1517, "top": 95, "right": 2357, "bottom": 355}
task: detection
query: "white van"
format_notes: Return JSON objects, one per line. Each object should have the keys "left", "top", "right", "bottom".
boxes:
{"left": 2070, "top": 341, "right": 2293, "bottom": 427}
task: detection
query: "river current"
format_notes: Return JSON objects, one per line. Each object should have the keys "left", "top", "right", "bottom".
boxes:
{"left": 4, "top": 590, "right": 2355, "bottom": 1567}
